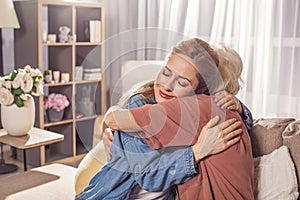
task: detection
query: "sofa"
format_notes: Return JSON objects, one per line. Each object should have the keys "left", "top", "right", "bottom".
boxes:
{"left": 0, "top": 61, "right": 299, "bottom": 199}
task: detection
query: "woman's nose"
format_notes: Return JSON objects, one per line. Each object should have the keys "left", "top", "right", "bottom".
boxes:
{"left": 163, "top": 77, "right": 175, "bottom": 91}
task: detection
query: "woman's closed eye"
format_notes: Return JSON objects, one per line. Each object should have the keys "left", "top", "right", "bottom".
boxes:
{"left": 162, "top": 67, "right": 172, "bottom": 77}
{"left": 177, "top": 79, "right": 190, "bottom": 87}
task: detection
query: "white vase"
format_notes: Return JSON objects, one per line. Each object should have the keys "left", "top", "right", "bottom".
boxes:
{"left": 1, "top": 95, "right": 35, "bottom": 136}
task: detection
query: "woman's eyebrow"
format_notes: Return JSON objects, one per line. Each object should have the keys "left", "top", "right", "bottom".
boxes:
{"left": 178, "top": 75, "right": 192, "bottom": 83}
{"left": 165, "top": 66, "right": 192, "bottom": 83}
{"left": 164, "top": 66, "right": 172, "bottom": 72}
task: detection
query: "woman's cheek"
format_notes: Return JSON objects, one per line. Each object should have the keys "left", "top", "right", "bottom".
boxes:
{"left": 173, "top": 87, "right": 196, "bottom": 98}
{"left": 155, "top": 74, "right": 167, "bottom": 86}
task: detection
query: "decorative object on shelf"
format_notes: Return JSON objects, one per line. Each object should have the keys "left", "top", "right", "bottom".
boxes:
{"left": 73, "top": 34, "right": 77, "bottom": 42}
{"left": 53, "top": 70, "right": 60, "bottom": 83}
{"left": 0, "top": 65, "right": 43, "bottom": 136}
{"left": 61, "top": 72, "right": 70, "bottom": 83}
{"left": 47, "top": 34, "right": 56, "bottom": 43}
{"left": 44, "top": 69, "right": 52, "bottom": 83}
{"left": 44, "top": 93, "right": 70, "bottom": 122}
{"left": 77, "top": 98, "right": 95, "bottom": 116}
{"left": 75, "top": 66, "right": 83, "bottom": 81}
{"left": 59, "top": 26, "right": 73, "bottom": 43}
{"left": 89, "top": 20, "right": 101, "bottom": 43}
{"left": 83, "top": 68, "right": 102, "bottom": 80}
{"left": 77, "top": 85, "right": 95, "bottom": 116}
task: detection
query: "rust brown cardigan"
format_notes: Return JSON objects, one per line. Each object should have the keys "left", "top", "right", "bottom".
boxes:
{"left": 130, "top": 94, "right": 254, "bottom": 200}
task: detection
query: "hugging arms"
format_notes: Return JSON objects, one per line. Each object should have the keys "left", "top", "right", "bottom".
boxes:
{"left": 76, "top": 38, "right": 254, "bottom": 200}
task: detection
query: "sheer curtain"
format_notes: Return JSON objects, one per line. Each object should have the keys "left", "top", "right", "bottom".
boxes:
{"left": 102, "top": 0, "right": 216, "bottom": 104}
{"left": 210, "top": 0, "right": 300, "bottom": 119}
{"left": 101, "top": 0, "right": 300, "bottom": 118}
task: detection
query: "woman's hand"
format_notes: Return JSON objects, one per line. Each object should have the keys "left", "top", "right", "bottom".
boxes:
{"left": 103, "top": 128, "right": 114, "bottom": 160}
{"left": 214, "top": 91, "right": 243, "bottom": 114}
{"left": 192, "top": 116, "right": 242, "bottom": 163}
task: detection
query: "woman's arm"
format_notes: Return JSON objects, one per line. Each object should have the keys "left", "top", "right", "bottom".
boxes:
{"left": 104, "top": 91, "right": 251, "bottom": 133}
{"left": 103, "top": 116, "right": 242, "bottom": 162}
{"left": 100, "top": 95, "right": 244, "bottom": 192}
{"left": 104, "top": 109, "right": 140, "bottom": 132}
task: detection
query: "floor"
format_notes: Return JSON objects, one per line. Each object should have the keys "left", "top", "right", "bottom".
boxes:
{"left": 0, "top": 145, "right": 34, "bottom": 181}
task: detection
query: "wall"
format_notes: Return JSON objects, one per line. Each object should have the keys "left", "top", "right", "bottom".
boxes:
{"left": 1, "top": 0, "right": 102, "bottom": 75}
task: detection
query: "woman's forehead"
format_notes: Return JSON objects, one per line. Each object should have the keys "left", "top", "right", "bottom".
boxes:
{"left": 166, "top": 54, "right": 199, "bottom": 74}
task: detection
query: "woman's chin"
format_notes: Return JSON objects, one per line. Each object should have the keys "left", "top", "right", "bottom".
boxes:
{"left": 155, "top": 96, "right": 175, "bottom": 103}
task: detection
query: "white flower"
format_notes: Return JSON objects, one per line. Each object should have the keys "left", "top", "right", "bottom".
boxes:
{"left": 12, "top": 71, "right": 25, "bottom": 89}
{"left": 31, "top": 82, "right": 44, "bottom": 96}
{"left": 0, "top": 88, "right": 14, "bottom": 106}
{"left": 21, "top": 73, "right": 33, "bottom": 93}
{"left": 3, "top": 80, "right": 12, "bottom": 89}
{"left": 30, "top": 68, "right": 42, "bottom": 77}
{"left": 0, "top": 65, "right": 44, "bottom": 107}
{"left": 0, "top": 77, "right": 5, "bottom": 88}
{"left": 24, "top": 65, "right": 32, "bottom": 72}
{"left": 20, "top": 94, "right": 28, "bottom": 101}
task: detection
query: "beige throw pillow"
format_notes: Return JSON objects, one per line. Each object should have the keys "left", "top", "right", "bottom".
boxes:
{"left": 254, "top": 146, "right": 299, "bottom": 200}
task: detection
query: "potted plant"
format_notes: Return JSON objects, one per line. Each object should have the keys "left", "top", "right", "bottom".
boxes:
{"left": 44, "top": 93, "right": 70, "bottom": 122}
{"left": 44, "top": 70, "right": 52, "bottom": 83}
{"left": 0, "top": 65, "right": 43, "bottom": 136}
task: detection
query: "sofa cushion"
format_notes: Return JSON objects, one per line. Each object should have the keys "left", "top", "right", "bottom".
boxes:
{"left": 75, "top": 140, "right": 107, "bottom": 197}
{"left": 251, "top": 118, "right": 295, "bottom": 157}
{"left": 254, "top": 146, "right": 299, "bottom": 200}
{"left": 283, "top": 120, "right": 300, "bottom": 193}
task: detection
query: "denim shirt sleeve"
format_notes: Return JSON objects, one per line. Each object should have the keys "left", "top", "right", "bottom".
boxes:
{"left": 240, "top": 101, "right": 253, "bottom": 133}
{"left": 121, "top": 95, "right": 197, "bottom": 191}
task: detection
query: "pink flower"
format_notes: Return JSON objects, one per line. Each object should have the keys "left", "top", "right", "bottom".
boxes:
{"left": 44, "top": 93, "right": 70, "bottom": 112}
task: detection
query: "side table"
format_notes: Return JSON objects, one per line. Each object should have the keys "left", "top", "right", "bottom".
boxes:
{"left": 0, "top": 127, "right": 64, "bottom": 171}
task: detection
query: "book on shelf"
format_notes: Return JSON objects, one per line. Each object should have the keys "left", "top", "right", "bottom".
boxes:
{"left": 75, "top": 66, "right": 83, "bottom": 81}
{"left": 83, "top": 73, "right": 102, "bottom": 80}
{"left": 83, "top": 68, "right": 101, "bottom": 73}
{"left": 89, "top": 20, "right": 101, "bottom": 43}
{"left": 83, "top": 67, "right": 102, "bottom": 80}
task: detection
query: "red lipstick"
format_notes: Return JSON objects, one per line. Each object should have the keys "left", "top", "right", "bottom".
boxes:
{"left": 159, "top": 90, "right": 172, "bottom": 99}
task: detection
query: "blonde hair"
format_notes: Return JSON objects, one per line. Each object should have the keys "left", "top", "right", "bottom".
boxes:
{"left": 118, "top": 38, "right": 223, "bottom": 105}
{"left": 170, "top": 38, "right": 222, "bottom": 94}
{"left": 118, "top": 81, "right": 155, "bottom": 107}
{"left": 213, "top": 44, "right": 243, "bottom": 95}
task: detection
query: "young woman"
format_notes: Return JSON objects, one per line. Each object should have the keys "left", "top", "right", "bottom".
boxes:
{"left": 76, "top": 38, "right": 253, "bottom": 200}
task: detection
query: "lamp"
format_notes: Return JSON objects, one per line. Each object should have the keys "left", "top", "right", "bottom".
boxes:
{"left": 0, "top": 0, "right": 20, "bottom": 174}
{"left": 0, "top": 0, "right": 20, "bottom": 28}
{"left": 0, "top": 0, "right": 20, "bottom": 75}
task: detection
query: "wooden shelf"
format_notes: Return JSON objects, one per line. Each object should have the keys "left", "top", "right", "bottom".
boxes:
{"left": 75, "top": 42, "right": 103, "bottom": 46}
{"left": 42, "top": 42, "right": 73, "bottom": 46}
{"left": 14, "top": 0, "right": 105, "bottom": 166}
{"left": 75, "top": 80, "right": 102, "bottom": 84}
{"left": 44, "top": 82, "right": 73, "bottom": 87}
{"left": 44, "top": 119, "right": 74, "bottom": 128}
{"left": 75, "top": 115, "right": 98, "bottom": 122}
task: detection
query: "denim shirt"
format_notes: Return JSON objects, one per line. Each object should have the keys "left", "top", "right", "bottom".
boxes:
{"left": 240, "top": 102, "right": 253, "bottom": 133}
{"left": 76, "top": 94, "right": 198, "bottom": 200}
